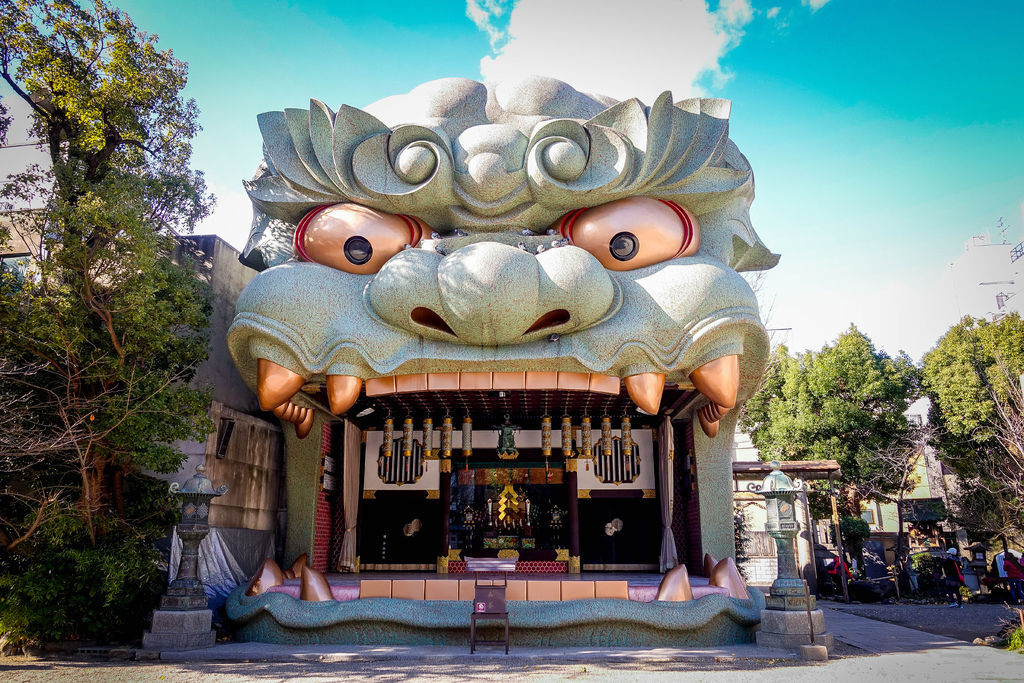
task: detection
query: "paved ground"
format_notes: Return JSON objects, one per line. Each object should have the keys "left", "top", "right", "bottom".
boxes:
{"left": 823, "top": 600, "right": 1019, "bottom": 643}
{"left": 1, "top": 608, "right": 1022, "bottom": 681}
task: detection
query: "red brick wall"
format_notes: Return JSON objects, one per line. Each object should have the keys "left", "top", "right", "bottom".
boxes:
{"left": 671, "top": 419, "right": 702, "bottom": 575}
{"left": 312, "top": 422, "right": 333, "bottom": 572}
{"left": 683, "top": 420, "right": 703, "bottom": 573}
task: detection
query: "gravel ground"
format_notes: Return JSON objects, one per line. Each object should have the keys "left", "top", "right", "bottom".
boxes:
{"left": 823, "top": 600, "right": 1020, "bottom": 642}
{"left": 0, "top": 656, "right": 834, "bottom": 682}
{"left": 0, "top": 644, "right": 1020, "bottom": 683}
{"left": 0, "top": 642, "right": 870, "bottom": 682}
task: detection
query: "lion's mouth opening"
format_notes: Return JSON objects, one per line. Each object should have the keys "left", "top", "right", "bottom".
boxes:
{"left": 409, "top": 307, "right": 572, "bottom": 338}
{"left": 254, "top": 357, "right": 739, "bottom": 440}
{"left": 410, "top": 307, "right": 455, "bottom": 336}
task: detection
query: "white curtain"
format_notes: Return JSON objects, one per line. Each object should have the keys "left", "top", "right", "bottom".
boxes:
{"left": 658, "top": 416, "right": 679, "bottom": 572}
{"left": 338, "top": 419, "right": 362, "bottom": 571}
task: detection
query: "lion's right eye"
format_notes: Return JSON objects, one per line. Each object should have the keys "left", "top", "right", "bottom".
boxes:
{"left": 295, "top": 203, "right": 427, "bottom": 274}
{"left": 554, "top": 196, "right": 699, "bottom": 271}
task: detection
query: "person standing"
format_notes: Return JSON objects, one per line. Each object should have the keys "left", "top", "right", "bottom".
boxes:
{"left": 942, "top": 548, "right": 965, "bottom": 608}
{"left": 1005, "top": 552, "right": 1024, "bottom": 605}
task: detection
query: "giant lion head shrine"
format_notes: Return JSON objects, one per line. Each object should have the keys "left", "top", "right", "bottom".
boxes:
{"left": 224, "top": 75, "right": 779, "bottom": 646}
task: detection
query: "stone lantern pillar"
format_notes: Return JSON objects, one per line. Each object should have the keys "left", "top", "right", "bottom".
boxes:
{"left": 142, "top": 465, "right": 228, "bottom": 651}
{"left": 749, "top": 461, "right": 833, "bottom": 651}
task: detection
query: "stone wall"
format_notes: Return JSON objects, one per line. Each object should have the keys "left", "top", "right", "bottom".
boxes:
{"left": 283, "top": 412, "right": 330, "bottom": 566}
{"left": 204, "top": 401, "right": 283, "bottom": 531}
{"left": 696, "top": 412, "right": 739, "bottom": 561}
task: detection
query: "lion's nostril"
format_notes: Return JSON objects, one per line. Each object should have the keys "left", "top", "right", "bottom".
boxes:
{"left": 410, "top": 307, "right": 455, "bottom": 336}
{"left": 524, "top": 309, "right": 571, "bottom": 335}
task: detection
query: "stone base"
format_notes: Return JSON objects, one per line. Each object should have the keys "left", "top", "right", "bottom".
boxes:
{"left": 799, "top": 644, "right": 829, "bottom": 661}
{"left": 141, "top": 609, "right": 215, "bottom": 651}
{"left": 759, "top": 608, "right": 824, "bottom": 634}
{"left": 757, "top": 630, "right": 834, "bottom": 649}
{"left": 765, "top": 594, "right": 816, "bottom": 611}
{"left": 142, "top": 630, "right": 215, "bottom": 651}
{"left": 756, "top": 608, "right": 833, "bottom": 650}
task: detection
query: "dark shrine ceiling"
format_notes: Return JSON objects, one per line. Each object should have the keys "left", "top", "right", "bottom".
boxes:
{"left": 320, "top": 384, "right": 697, "bottom": 430}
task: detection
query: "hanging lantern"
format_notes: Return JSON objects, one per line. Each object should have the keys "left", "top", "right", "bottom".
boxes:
{"left": 561, "top": 416, "right": 572, "bottom": 457}
{"left": 441, "top": 417, "right": 452, "bottom": 458}
{"left": 462, "top": 416, "right": 472, "bottom": 458}
{"left": 601, "top": 416, "right": 612, "bottom": 456}
{"left": 621, "top": 416, "right": 632, "bottom": 457}
{"left": 541, "top": 416, "right": 552, "bottom": 457}
{"left": 580, "top": 417, "right": 592, "bottom": 459}
{"left": 402, "top": 417, "right": 414, "bottom": 457}
{"left": 383, "top": 418, "right": 394, "bottom": 457}
{"left": 422, "top": 418, "right": 433, "bottom": 459}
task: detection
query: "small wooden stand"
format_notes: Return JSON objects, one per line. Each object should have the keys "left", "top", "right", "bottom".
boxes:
{"left": 467, "top": 557, "right": 515, "bottom": 654}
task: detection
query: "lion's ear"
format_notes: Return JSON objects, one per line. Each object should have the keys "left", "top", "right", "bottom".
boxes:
{"left": 733, "top": 235, "right": 781, "bottom": 272}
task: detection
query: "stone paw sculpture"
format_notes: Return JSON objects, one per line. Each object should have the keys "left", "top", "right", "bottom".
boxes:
{"left": 655, "top": 563, "right": 694, "bottom": 602}
{"left": 299, "top": 564, "right": 335, "bottom": 602}
{"left": 703, "top": 552, "right": 719, "bottom": 578}
{"left": 709, "top": 556, "right": 750, "bottom": 600}
{"left": 246, "top": 558, "right": 285, "bottom": 596}
{"left": 282, "top": 554, "right": 309, "bottom": 579}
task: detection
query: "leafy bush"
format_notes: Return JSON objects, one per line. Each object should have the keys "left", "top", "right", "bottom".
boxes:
{"left": 0, "top": 474, "right": 177, "bottom": 647}
{"left": 910, "top": 553, "right": 942, "bottom": 597}
{"left": 0, "top": 537, "right": 165, "bottom": 645}
{"left": 839, "top": 516, "right": 871, "bottom": 559}
{"left": 733, "top": 510, "right": 750, "bottom": 580}
{"left": 1008, "top": 626, "right": 1024, "bottom": 652}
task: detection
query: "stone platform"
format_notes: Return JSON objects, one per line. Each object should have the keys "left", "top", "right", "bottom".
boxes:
{"left": 755, "top": 608, "right": 834, "bottom": 650}
{"left": 142, "top": 609, "right": 216, "bottom": 651}
{"left": 226, "top": 586, "right": 766, "bottom": 647}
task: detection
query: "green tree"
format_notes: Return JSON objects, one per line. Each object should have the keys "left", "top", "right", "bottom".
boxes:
{"left": 922, "top": 314, "right": 1024, "bottom": 550}
{"left": 740, "top": 326, "right": 920, "bottom": 514}
{"left": 0, "top": 0, "right": 212, "bottom": 645}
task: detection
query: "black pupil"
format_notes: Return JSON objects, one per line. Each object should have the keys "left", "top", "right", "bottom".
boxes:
{"left": 609, "top": 232, "right": 638, "bottom": 261}
{"left": 344, "top": 236, "right": 373, "bottom": 265}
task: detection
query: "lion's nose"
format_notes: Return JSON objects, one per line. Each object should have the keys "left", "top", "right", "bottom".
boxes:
{"left": 437, "top": 242, "right": 541, "bottom": 345}
{"left": 368, "top": 241, "right": 614, "bottom": 346}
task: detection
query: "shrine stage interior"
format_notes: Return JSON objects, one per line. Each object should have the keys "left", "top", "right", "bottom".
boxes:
{"left": 262, "top": 571, "right": 732, "bottom": 603}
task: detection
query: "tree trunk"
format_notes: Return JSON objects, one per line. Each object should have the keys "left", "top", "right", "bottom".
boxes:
{"left": 113, "top": 467, "right": 126, "bottom": 520}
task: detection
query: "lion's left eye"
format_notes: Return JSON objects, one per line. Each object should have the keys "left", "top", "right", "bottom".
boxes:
{"left": 295, "top": 203, "right": 426, "bottom": 274}
{"left": 554, "top": 197, "right": 699, "bottom": 271}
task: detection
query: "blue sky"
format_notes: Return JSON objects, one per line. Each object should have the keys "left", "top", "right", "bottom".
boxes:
{"left": 6, "top": 0, "right": 1023, "bottom": 362}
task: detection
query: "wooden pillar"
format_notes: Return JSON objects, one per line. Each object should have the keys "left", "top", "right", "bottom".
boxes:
{"left": 438, "top": 458, "right": 452, "bottom": 573}
{"left": 566, "top": 459, "right": 580, "bottom": 573}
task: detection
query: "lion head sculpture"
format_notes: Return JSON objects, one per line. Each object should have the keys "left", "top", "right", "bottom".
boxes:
{"left": 227, "top": 75, "right": 778, "bottom": 438}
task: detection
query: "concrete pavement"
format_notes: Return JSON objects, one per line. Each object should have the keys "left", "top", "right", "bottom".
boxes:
{"left": 4, "top": 607, "right": 1023, "bottom": 681}
{"left": 822, "top": 606, "right": 968, "bottom": 654}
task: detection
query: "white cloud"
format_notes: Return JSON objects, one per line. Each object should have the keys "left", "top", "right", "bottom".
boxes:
{"left": 801, "top": 0, "right": 832, "bottom": 11}
{"left": 465, "top": 0, "right": 515, "bottom": 50}
{"left": 195, "top": 185, "right": 253, "bottom": 252}
{"left": 472, "top": 0, "right": 754, "bottom": 102}
{"left": 766, "top": 6, "right": 780, "bottom": 18}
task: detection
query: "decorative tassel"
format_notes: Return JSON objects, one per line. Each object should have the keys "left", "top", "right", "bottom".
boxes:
{"left": 601, "top": 416, "right": 612, "bottom": 456}
{"left": 462, "top": 417, "right": 472, "bottom": 458}
{"left": 441, "top": 417, "right": 452, "bottom": 458}
{"left": 402, "top": 417, "right": 413, "bottom": 457}
{"left": 621, "top": 416, "right": 632, "bottom": 457}
{"left": 383, "top": 418, "right": 394, "bottom": 457}
{"left": 422, "top": 418, "right": 433, "bottom": 458}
